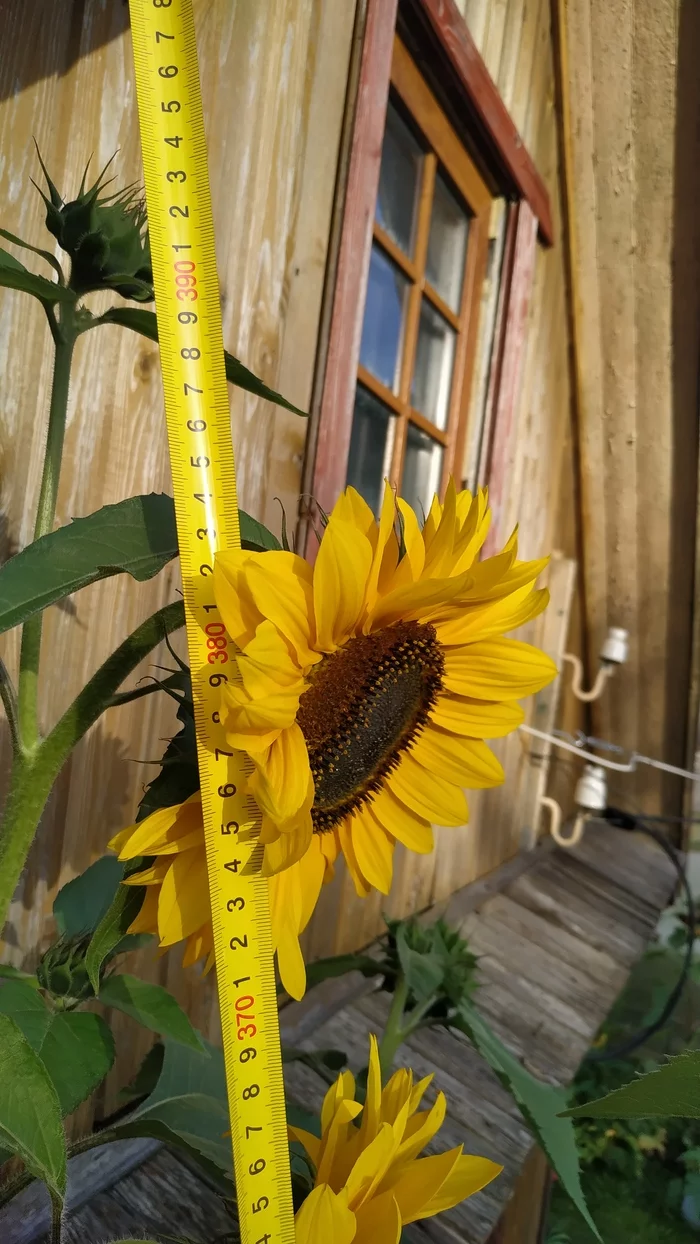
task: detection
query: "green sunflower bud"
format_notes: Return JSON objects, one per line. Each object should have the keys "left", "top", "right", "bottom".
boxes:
{"left": 37, "top": 932, "right": 96, "bottom": 1005}
{"left": 33, "top": 149, "right": 153, "bottom": 302}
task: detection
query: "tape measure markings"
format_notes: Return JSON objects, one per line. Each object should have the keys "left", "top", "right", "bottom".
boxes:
{"left": 129, "top": 4, "right": 295, "bottom": 1241}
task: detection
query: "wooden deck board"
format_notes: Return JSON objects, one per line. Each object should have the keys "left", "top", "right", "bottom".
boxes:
{"left": 16, "top": 824, "right": 676, "bottom": 1244}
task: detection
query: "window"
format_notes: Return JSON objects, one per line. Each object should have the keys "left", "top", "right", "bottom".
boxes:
{"left": 345, "top": 39, "right": 492, "bottom": 516}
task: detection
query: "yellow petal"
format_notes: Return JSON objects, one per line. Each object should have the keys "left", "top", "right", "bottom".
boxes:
{"left": 364, "top": 483, "right": 400, "bottom": 615}
{"left": 262, "top": 820, "right": 313, "bottom": 875}
{"left": 390, "top": 1147, "right": 464, "bottom": 1223}
{"left": 423, "top": 478, "right": 457, "bottom": 578}
{"left": 314, "top": 517, "right": 373, "bottom": 651}
{"left": 269, "top": 864, "right": 304, "bottom": 999}
{"left": 333, "top": 485, "right": 377, "bottom": 538}
{"left": 365, "top": 569, "right": 472, "bottom": 633}
{"left": 236, "top": 619, "right": 305, "bottom": 695}
{"left": 157, "top": 848, "right": 210, "bottom": 945}
{"left": 410, "top": 728, "right": 504, "bottom": 789}
{"left": 182, "top": 924, "right": 212, "bottom": 968}
{"left": 430, "top": 696, "right": 524, "bottom": 739}
{"left": 345, "top": 1123, "right": 400, "bottom": 1210}
{"left": 213, "top": 549, "right": 263, "bottom": 647}
{"left": 244, "top": 553, "right": 318, "bottom": 667}
{"left": 389, "top": 499, "right": 425, "bottom": 589}
{"left": 443, "top": 639, "right": 557, "bottom": 700}
{"left": 288, "top": 1126, "right": 321, "bottom": 1169}
{"left": 123, "top": 857, "right": 173, "bottom": 886}
{"left": 350, "top": 809, "right": 394, "bottom": 895}
{"left": 249, "top": 724, "right": 311, "bottom": 825}
{"left": 352, "top": 1191, "right": 401, "bottom": 1244}
{"left": 338, "top": 819, "right": 371, "bottom": 898}
{"left": 419, "top": 1154, "right": 503, "bottom": 1216}
{"left": 113, "top": 795, "right": 203, "bottom": 860}
{"left": 294, "top": 1185, "right": 356, "bottom": 1244}
{"left": 370, "top": 785, "right": 434, "bottom": 854}
{"left": 388, "top": 753, "right": 468, "bottom": 827}
{"left": 357, "top": 1034, "right": 382, "bottom": 1149}
{"left": 393, "top": 1092, "right": 446, "bottom": 1167}
{"left": 317, "top": 1098, "right": 364, "bottom": 1187}
{"left": 380, "top": 1068, "right": 413, "bottom": 1124}
{"left": 126, "top": 885, "right": 159, "bottom": 936}
{"left": 435, "top": 585, "right": 548, "bottom": 646}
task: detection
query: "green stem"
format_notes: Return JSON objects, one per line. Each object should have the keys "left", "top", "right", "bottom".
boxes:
{"left": 0, "top": 1131, "right": 119, "bottom": 1212}
{"left": 17, "top": 314, "right": 77, "bottom": 754}
{"left": 378, "top": 977, "right": 409, "bottom": 1081}
{"left": 0, "top": 601, "right": 185, "bottom": 930}
{"left": 49, "top": 1189, "right": 63, "bottom": 1244}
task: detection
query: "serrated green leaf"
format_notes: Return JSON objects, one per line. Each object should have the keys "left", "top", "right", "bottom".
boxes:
{"left": 0, "top": 1014, "right": 66, "bottom": 1197}
{"left": 0, "top": 494, "right": 179, "bottom": 634}
{"left": 563, "top": 1050, "right": 700, "bottom": 1119}
{"left": 85, "top": 882, "right": 146, "bottom": 994}
{"left": 0, "top": 978, "right": 51, "bottom": 1050}
{"left": 454, "top": 1002, "right": 601, "bottom": 1241}
{"left": 53, "top": 855, "right": 125, "bottom": 936}
{"left": 0, "top": 246, "right": 74, "bottom": 303}
{"left": 99, "top": 974, "right": 205, "bottom": 1051}
{"left": 396, "top": 923, "right": 444, "bottom": 1004}
{"left": 38, "top": 1012, "right": 115, "bottom": 1116}
{"left": 98, "top": 305, "right": 307, "bottom": 416}
{"left": 114, "top": 1038, "right": 231, "bottom": 1177}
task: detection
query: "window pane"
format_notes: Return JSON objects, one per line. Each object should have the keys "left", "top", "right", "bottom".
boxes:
{"left": 401, "top": 424, "right": 443, "bottom": 518}
{"left": 411, "top": 299, "right": 455, "bottom": 430}
{"left": 359, "top": 244, "right": 409, "bottom": 393}
{"left": 426, "top": 173, "right": 470, "bottom": 312}
{"left": 376, "top": 103, "right": 423, "bottom": 258}
{"left": 346, "top": 385, "right": 394, "bottom": 516}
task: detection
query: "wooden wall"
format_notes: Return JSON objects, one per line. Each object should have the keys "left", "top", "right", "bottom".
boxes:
{"left": 0, "top": 0, "right": 581, "bottom": 1107}
{"left": 305, "top": 0, "right": 583, "bottom": 956}
{"left": 555, "top": 0, "right": 700, "bottom": 812}
{"left": 0, "top": 0, "right": 357, "bottom": 1097}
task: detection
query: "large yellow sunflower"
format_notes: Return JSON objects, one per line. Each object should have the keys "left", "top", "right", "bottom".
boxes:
{"left": 292, "top": 1033, "right": 501, "bottom": 1242}
{"left": 111, "top": 481, "right": 555, "bottom": 996}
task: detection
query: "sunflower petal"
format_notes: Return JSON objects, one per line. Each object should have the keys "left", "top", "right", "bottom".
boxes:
{"left": 443, "top": 639, "right": 557, "bottom": 700}
{"left": 237, "top": 620, "right": 305, "bottom": 695}
{"left": 262, "top": 821, "right": 313, "bottom": 875}
{"left": 249, "top": 724, "right": 311, "bottom": 824}
{"left": 410, "top": 728, "right": 504, "bottom": 789}
{"left": 243, "top": 553, "right": 318, "bottom": 667}
{"left": 419, "top": 1154, "right": 503, "bottom": 1216}
{"left": 435, "top": 585, "right": 548, "bottom": 646}
{"left": 338, "top": 819, "right": 371, "bottom": 897}
{"left": 294, "top": 1185, "right": 356, "bottom": 1244}
{"left": 370, "top": 785, "right": 434, "bottom": 853}
{"left": 350, "top": 809, "right": 394, "bottom": 894}
{"left": 390, "top": 1147, "right": 464, "bottom": 1223}
{"left": 112, "top": 796, "right": 202, "bottom": 860}
{"left": 352, "top": 1191, "right": 401, "bottom": 1244}
{"left": 157, "top": 848, "right": 210, "bottom": 945}
{"left": 430, "top": 696, "right": 524, "bottom": 739}
{"left": 314, "top": 517, "right": 373, "bottom": 651}
{"left": 213, "top": 550, "right": 263, "bottom": 647}
{"left": 388, "top": 753, "right": 468, "bottom": 827}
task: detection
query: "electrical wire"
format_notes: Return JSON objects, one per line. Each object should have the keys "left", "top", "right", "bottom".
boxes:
{"left": 587, "top": 807, "right": 695, "bottom": 1062}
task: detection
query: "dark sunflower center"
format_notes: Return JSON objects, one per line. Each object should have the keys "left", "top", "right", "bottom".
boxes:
{"left": 296, "top": 620, "right": 444, "bottom": 833}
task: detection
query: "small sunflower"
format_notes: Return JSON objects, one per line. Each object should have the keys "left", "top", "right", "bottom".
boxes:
{"left": 111, "top": 481, "right": 555, "bottom": 996}
{"left": 292, "top": 1033, "right": 501, "bottom": 1242}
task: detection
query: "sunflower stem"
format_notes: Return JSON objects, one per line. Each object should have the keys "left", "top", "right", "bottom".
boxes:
{"left": 49, "top": 1189, "right": 63, "bottom": 1244}
{"left": 378, "top": 976, "right": 409, "bottom": 1079}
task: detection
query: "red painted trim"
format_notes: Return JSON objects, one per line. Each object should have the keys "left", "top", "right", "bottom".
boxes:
{"left": 482, "top": 200, "right": 538, "bottom": 552}
{"left": 308, "top": 0, "right": 399, "bottom": 531}
{"left": 402, "top": 0, "right": 554, "bottom": 245}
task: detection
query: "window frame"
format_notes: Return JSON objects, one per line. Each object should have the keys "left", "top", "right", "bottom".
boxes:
{"left": 303, "top": 0, "right": 552, "bottom": 547}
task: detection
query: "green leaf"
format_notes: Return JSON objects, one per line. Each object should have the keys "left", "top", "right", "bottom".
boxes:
{"left": 301, "top": 953, "right": 382, "bottom": 993}
{"left": 99, "top": 974, "right": 206, "bottom": 1051}
{"left": 453, "top": 1002, "right": 601, "bottom": 1242}
{"left": 98, "top": 306, "right": 308, "bottom": 416}
{"left": 0, "top": 1014, "right": 66, "bottom": 1197}
{"left": 239, "top": 511, "right": 281, "bottom": 552}
{"left": 85, "top": 882, "right": 146, "bottom": 994}
{"left": 563, "top": 1050, "right": 700, "bottom": 1119}
{"left": 136, "top": 680, "right": 198, "bottom": 820}
{"left": 118, "top": 1042, "right": 164, "bottom": 1104}
{"left": 396, "top": 923, "right": 444, "bottom": 1004}
{"left": 0, "top": 963, "right": 39, "bottom": 987}
{"left": 0, "top": 978, "right": 52, "bottom": 1050}
{"left": 0, "top": 245, "right": 74, "bottom": 303}
{"left": 114, "top": 1038, "right": 232, "bottom": 1178}
{"left": 37, "top": 1012, "right": 115, "bottom": 1116}
{"left": 0, "top": 494, "right": 179, "bottom": 634}
{"left": 0, "top": 226, "right": 64, "bottom": 281}
{"left": 53, "top": 854, "right": 125, "bottom": 936}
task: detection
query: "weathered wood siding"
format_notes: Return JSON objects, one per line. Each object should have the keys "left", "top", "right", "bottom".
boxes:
{"left": 0, "top": 0, "right": 357, "bottom": 1103}
{"left": 305, "top": 0, "right": 582, "bottom": 956}
{"left": 555, "top": 0, "right": 700, "bottom": 811}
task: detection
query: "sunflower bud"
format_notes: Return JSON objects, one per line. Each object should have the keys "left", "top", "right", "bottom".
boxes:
{"left": 37, "top": 933, "right": 95, "bottom": 1005}
{"left": 34, "top": 150, "right": 153, "bottom": 302}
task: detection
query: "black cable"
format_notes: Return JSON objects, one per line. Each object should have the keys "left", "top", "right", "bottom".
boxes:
{"left": 586, "top": 806, "right": 695, "bottom": 1062}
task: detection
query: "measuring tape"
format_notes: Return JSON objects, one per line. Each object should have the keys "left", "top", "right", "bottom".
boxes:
{"left": 129, "top": 3, "right": 295, "bottom": 1240}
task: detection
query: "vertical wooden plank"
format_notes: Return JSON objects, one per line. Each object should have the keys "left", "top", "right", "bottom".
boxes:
{"left": 308, "top": 0, "right": 398, "bottom": 521}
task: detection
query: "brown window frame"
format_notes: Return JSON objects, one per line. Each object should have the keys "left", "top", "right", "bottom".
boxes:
{"left": 302, "top": 0, "right": 552, "bottom": 548}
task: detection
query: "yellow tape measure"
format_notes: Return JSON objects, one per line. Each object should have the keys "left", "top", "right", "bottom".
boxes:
{"left": 129, "top": 3, "right": 295, "bottom": 1240}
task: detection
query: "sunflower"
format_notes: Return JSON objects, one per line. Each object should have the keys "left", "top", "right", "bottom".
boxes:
{"left": 292, "top": 1033, "right": 501, "bottom": 1243}
{"left": 111, "top": 481, "right": 555, "bottom": 997}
